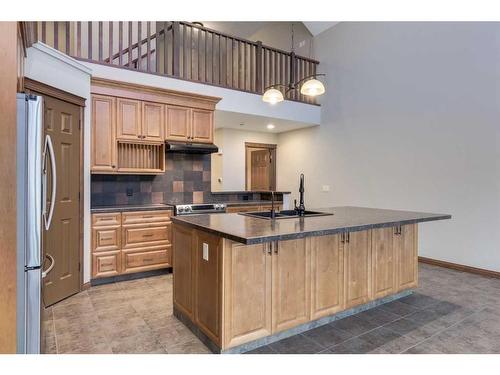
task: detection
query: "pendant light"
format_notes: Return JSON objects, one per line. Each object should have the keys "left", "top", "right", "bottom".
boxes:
{"left": 262, "top": 22, "right": 326, "bottom": 104}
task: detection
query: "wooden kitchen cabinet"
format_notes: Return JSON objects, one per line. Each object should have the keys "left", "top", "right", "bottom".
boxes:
{"left": 272, "top": 238, "right": 310, "bottom": 333}
{"left": 310, "top": 235, "right": 344, "bottom": 320}
{"left": 91, "top": 95, "right": 117, "bottom": 173}
{"left": 117, "top": 98, "right": 141, "bottom": 140}
{"left": 173, "top": 224, "right": 196, "bottom": 319}
{"left": 395, "top": 224, "right": 418, "bottom": 291}
{"left": 165, "top": 106, "right": 214, "bottom": 144}
{"left": 344, "top": 230, "right": 372, "bottom": 309}
{"left": 92, "top": 226, "right": 121, "bottom": 253}
{"left": 165, "top": 106, "right": 191, "bottom": 141}
{"left": 92, "top": 250, "right": 121, "bottom": 278}
{"left": 122, "top": 244, "right": 171, "bottom": 274}
{"left": 223, "top": 241, "right": 272, "bottom": 349}
{"left": 191, "top": 108, "right": 213, "bottom": 143}
{"left": 142, "top": 102, "right": 164, "bottom": 142}
{"left": 371, "top": 227, "right": 396, "bottom": 299}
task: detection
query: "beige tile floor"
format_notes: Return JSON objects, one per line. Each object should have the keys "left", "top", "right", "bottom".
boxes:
{"left": 43, "top": 263, "right": 500, "bottom": 354}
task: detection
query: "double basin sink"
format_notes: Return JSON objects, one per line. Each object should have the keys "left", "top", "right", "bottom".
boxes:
{"left": 240, "top": 209, "right": 333, "bottom": 220}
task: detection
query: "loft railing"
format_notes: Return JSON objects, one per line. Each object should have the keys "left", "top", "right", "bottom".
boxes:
{"left": 32, "top": 21, "right": 320, "bottom": 105}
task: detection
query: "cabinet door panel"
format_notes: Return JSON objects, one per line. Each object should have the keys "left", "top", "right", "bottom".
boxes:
{"left": 344, "top": 230, "right": 371, "bottom": 309}
{"left": 142, "top": 102, "right": 164, "bottom": 141}
{"left": 371, "top": 227, "right": 396, "bottom": 299}
{"left": 396, "top": 224, "right": 418, "bottom": 290}
{"left": 272, "top": 239, "right": 310, "bottom": 333}
{"left": 191, "top": 109, "right": 213, "bottom": 143}
{"left": 173, "top": 225, "right": 195, "bottom": 319}
{"left": 92, "top": 226, "right": 121, "bottom": 253}
{"left": 91, "top": 95, "right": 116, "bottom": 172}
{"left": 117, "top": 98, "right": 141, "bottom": 140}
{"left": 194, "top": 231, "right": 222, "bottom": 345}
{"left": 92, "top": 251, "right": 121, "bottom": 278}
{"left": 122, "top": 245, "right": 171, "bottom": 273}
{"left": 165, "top": 106, "right": 190, "bottom": 141}
{"left": 310, "top": 235, "right": 344, "bottom": 320}
{"left": 223, "top": 241, "right": 272, "bottom": 349}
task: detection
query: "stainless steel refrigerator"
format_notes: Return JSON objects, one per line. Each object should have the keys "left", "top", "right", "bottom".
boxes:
{"left": 16, "top": 93, "right": 56, "bottom": 354}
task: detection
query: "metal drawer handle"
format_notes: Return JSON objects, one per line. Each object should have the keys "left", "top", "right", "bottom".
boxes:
{"left": 42, "top": 254, "right": 55, "bottom": 279}
{"left": 142, "top": 233, "right": 154, "bottom": 238}
{"left": 100, "top": 217, "right": 114, "bottom": 221}
{"left": 143, "top": 258, "right": 154, "bottom": 262}
{"left": 142, "top": 215, "right": 155, "bottom": 219}
{"left": 101, "top": 237, "right": 113, "bottom": 241}
{"left": 101, "top": 262, "right": 114, "bottom": 267}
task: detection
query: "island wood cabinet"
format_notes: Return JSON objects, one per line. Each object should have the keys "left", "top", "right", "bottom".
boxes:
{"left": 91, "top": 79, "right": 220, "bottom": 174}
{"left": 92, "top": 210, "right": 172, "bottom": 279}
{"left": 173, "top": 223, "right": 418, "bottom": 351}
{"left": 165, "top": 106, "right": 214, "bottom": 143}
{"left": 225, "top": 204, "right": 283, "bottom": 214}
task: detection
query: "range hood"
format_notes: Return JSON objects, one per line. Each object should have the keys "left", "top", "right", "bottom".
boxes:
{"left": 165, "top": 141, "right": 219, "bottom": 154}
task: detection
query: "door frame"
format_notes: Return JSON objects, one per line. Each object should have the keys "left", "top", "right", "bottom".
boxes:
{"left": 24, "top": 78, "right": 86, "bottom": 291}
{"left": 245, "top": 142, "right": 277, "bottom": 191}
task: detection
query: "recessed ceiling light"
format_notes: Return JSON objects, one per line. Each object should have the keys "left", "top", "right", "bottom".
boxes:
{"left": 267, "top": 124, "right": 275, "bottom": 130}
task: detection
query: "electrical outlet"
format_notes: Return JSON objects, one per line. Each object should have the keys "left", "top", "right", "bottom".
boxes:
{"left": 126, "top": 188, "right": 133, "bottom": 196}
{"left": 203, "top": 243, "right": 209, "bottom": 261}
{"left": 322, "top": 185, "right": 330, "bottom": 192}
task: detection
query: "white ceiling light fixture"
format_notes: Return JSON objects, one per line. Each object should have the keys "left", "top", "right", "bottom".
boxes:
{"left": 267, "top": 123, "right": 275, "bottom": 130}
{"left": 262, "top": 22, "right": 326, "bottom": 105}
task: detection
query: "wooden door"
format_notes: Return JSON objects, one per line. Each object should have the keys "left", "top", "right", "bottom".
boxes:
{"left": 165, "top": 106, "right": 190, "bottom": 141}
{"left": 117, "top": 98, "right": 141, "bottom": 140}
{"left": 272, "top": 239, "right": 310, "bottom": 333}
{"left": 395, "top": 224, "right": 418, "bottom": 291}
{"left": 191, "top": 108, "right": 213, "bottom": 143}
{"left": 344, "top": 230, "right": 372, "bottom": 309}
{"left": 371, "top": 227, "right": 396, "bottom": 299}
{"left": 223, "top": 241, "right": 272, "bottom": 349}
{"left": 172, "top": 224, "right": 195, "bottom": 319}
{"left": 142, "top": 101, "right": 164, "bottom": 142}
{"left": 250, "top": 150, "right": 271, "bottom": 190}
{"left": 42, "top": 95, "right": 81, "bottom": 306}
{"left": 194, "top": 231, "right": 222, "bottom": 345}
{"left": 91, "top": 95, "right": 116, "bottom": 172}
{"left": 310, "top": 235, "right": 344, "bottom": 320}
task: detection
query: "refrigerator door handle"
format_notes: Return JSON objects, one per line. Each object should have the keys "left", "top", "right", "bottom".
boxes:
{"left": 41, "top": 254, "right": 55, "bottom": 279}
{"left": 43, "top": 135, "right": 56, "bottom": 231}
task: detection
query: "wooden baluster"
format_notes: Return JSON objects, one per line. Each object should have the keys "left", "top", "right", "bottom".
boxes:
{"left": 172, "top": 22, "right": 180, "bottom": 77}
{"left": 88, "top": 22, "right": 92, "bottom": 59}
{"left": 163, "top": 22, "right": 169, "bottom": 75}
{"left": 76, "top": 22, "right": 81, "bottom": 58}
{"left": 285, "top": 54, "right": 289, "bottom": 99}
{"left": 108, "top": 22, "right": 113, "bottom": 64}
{"left": 98, "top": 21, "right": 103, "bottom": 61}
{"left": 128, "top": 22, "right": 133, "bottom": 67}
{"left": 146, "top": 22, "right": 151, "bottom": 72}
{"left": 41, "top": 22, "right": 46, "bottom": 43}
{"left": 212, "top": 33, "right": 217, "bottom": 84}
{"left": 205, "top": 32, "right": 210, "bottom": 82}
{"left": 197, "top": 29, "right": 203, "bottom": 81}
{"left": 238, "top": 41, "right": 243, "bottom": 89}
{"left": 220, "top": 35, "right": 224, "bottom": 86}
{"left": 118, "top": 22, "right": 123, "bottom": 65}
{"left": 182, "top": 24, "right": 188, "bottom": 79}
{"left": 53, "top": 21, "right": 59, "bottom": 50}
{"left": 137, "top": 22, "right": 142, "bottom": 70}
{"left": 65, "top": 22, "right": 70, "bottom": 54}
{"left": 226, "top": 37, "right": 232, "bottom": 87}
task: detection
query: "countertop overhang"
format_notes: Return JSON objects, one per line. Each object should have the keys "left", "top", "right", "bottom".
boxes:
{"left": 171, "top": 206, "right": 451, "bottom": 244}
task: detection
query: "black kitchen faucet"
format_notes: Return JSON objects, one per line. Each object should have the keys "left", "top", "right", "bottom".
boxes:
{"left": 295, "top": 173, "right": 306, "bottom": 216}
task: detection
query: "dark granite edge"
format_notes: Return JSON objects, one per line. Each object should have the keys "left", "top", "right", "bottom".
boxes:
{"left": 210, "top": 191, "right": 291, "bottom": 195}
{"left": 224, "top": 200, "right": 283, "bottom": 207}
{"left": 91, "top": 204, "right": 175, "bottom": 213}
{"left": 171, "top": 214, "right": 452, "bottom": 245}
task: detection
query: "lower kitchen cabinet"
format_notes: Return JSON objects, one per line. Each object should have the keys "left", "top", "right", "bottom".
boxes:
{"left": 344, "top": 230, "right": 372, "bottom": 309}
{"left": 172, "top": 224, "right": 195, "bottom": 319}
{"left": 310, "top": 234, "right": 344, "bottom": 320}
{"left": 91, "top": 209, "right": 172, "bottom": 279}
{"left": 395, "top": 224, "right": 418, "bottom": 290}
{"left": 222, "top": 242, "right": 272, "bottom": 349}
{"left": 272, "top": 238, "right": 310, "bottom": 333}
{"left": 371, "top": 227, "right": 396, "bottom": 299}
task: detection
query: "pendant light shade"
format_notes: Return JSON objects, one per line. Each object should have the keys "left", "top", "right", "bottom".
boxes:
{"left": 300, "top": 78, "right": 325, "bottom": 97}
{"left": 262, "top": 88, "right": 284, "bottom": 104}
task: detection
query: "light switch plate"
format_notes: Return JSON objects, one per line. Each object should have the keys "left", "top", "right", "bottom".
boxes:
{"left": 322, "top": 185, "right": 330, "bottom": 192}
{"left": 203, "top": 243, "right": 209, "bottom": 261}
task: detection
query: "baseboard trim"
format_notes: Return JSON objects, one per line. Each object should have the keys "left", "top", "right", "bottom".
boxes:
{"left": 81, "top": 282, "right": 91, "bottom": 291}
{"left": 419, "top": 256, "right": 500, "bottom": 279}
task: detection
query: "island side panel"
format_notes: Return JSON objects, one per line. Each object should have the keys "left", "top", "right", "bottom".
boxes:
{"left": 222, "top": 240, "right": 272, "bottom": 349}
{"left": 173, "top": 224, "right": 195, "bottom": 320}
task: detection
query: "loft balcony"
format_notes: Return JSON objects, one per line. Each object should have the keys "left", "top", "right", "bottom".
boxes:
{"left": 30, "top": 21, "right": 320, "bottom": 105}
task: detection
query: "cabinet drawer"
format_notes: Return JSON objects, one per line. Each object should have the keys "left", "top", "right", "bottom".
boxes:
{"left": 92, "top": 226, "right": 121, "bottom": 253}
{"left": 92, "top": 212, "right": 121, "bottom": 226}
{"left": 122, "top": 246, "right": 171, "bottom": 273}
{"left": 92, "top": 251, "right": 121, "bottom": 278}
{"left": 226, "top": 205, "right": 261, "bottom": 213}
{"left": 122, "top": 223, "right": 171, "bottom": 248}
{"left": 122, "top": 210, "right": 171, "bottom": 225}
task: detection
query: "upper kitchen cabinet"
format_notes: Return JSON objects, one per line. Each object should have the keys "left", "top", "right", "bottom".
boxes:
{"left": 117, "top": 98, "right": 141, "bottom": 141}
{"left": 142, "top": 102, "right": 164, "bottom": 142}
{"left": 91, "top": 95, "right": 117, "bottom": 173}
{"left": 165, "top": 106, "right": 214, "bottom": 144}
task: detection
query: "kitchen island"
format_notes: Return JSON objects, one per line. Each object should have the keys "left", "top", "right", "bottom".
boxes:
{"left": 171, "top": 206, "right": 451, "bottom": 353}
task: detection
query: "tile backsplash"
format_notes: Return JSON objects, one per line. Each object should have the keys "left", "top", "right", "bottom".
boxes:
{"left": 91, "top": 153, "right": 268, "bottom": 206}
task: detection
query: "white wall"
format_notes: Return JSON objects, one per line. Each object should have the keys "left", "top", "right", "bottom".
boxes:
{"left": 25, "top": 43, "right": 93, "bottom": 283}
{"left": 277, "top": 22, "right": 500, "bottom": 272}
{"left": 212, "top": 128, "right": 278, "bottom": 191}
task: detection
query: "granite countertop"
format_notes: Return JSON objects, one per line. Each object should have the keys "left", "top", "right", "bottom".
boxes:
{"left": 171, "top": 206, "right": 451, "bottom": 244}
{"left": 91, "top": 204, "right": 174, "bottom": 213}
{"left": 224, "top": 200, "right": 282, "bottom": 207}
